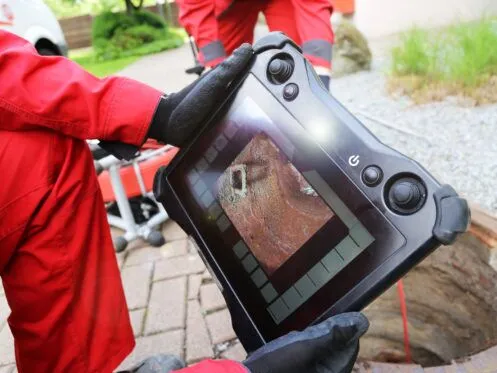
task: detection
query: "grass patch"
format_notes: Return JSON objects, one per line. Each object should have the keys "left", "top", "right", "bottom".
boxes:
{"left": 389, "top": 18, "right": 497, "bottom": 105}
{"left": 70, "top": 49, "right": 140, "bottom": 77}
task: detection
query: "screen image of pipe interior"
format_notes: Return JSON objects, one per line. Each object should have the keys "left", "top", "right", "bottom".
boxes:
{"left": 216, "top": 133, "right": 334, "bottom": 275}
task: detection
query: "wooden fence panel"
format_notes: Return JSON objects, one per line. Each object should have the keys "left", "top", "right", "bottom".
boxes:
{"left": 60, "top": 2, "right": 180, "bottom": 50}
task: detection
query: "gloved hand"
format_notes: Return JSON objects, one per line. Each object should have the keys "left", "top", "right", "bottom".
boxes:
{"left": 243, "top": 312, "right": 369, "bottom": 373}
{"left": 147, "top": 43, "right": 253, "bottom": 147}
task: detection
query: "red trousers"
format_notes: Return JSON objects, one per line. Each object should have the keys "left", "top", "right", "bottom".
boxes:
{"left": 178, "top": 0, "right": 334, "bottom": 70}
{"left": 0, "top": 131, "right": 135, "bottom": 372}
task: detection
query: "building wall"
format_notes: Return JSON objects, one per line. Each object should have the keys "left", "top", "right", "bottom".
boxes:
{"left": 354, "top": 0, "right": 497, "bottom": 39}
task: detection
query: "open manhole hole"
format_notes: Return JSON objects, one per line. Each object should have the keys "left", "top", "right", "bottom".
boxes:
{"left": 356, "top": 206, "right": 497, "bottom": 371}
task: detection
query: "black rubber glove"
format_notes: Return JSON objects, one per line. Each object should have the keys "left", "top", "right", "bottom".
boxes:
{"left": 117, "top": 354, "right": 185, "bottom": 373}
{"left": 147, "top": 43, "right": 253, "bottom": 147}
{"left": 243, "top": 312, "right": 368, "bottom": 373}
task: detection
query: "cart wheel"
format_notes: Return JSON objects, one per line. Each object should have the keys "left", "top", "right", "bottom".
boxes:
{"left": 114, "top": 236, "right": 128, "bottom": 253}
{"left": 147, "top": 230, "right": 166, "bottom": 247}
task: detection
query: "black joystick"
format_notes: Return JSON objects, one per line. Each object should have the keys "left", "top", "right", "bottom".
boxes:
{"left": 268, "top": 58, "right": 294, "bottom": 84}
{"left": 388, "top": 177, "right": 427, "bottom": 215}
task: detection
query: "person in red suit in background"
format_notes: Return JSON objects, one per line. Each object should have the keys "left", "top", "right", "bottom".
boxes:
{"left": 0, "top": 30, "right": 367, "bottom": 373}
{"left": 177, "top": 0, "right": 334, "bottom": 89}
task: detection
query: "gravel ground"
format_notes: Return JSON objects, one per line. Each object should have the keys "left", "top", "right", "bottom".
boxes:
{"left": 330, "top": 43, "right": 497, "bottom": 214}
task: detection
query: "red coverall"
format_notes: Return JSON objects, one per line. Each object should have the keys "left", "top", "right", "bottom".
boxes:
{"left": 178, "top": 0, "right": 334, "bottom": 75}
{"left": 0, "top": 31, "right": 245, "bottom": 373}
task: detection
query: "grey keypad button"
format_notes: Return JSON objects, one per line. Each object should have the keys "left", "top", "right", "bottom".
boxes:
{"left": 295, "top": 275, "right": 316, "bottom": 301}
{"left": 214, "top": 134, "right": 229, "bottom": 151}
{"left": 233, "top": 240, "right": 249, "bottom": 259}
{"left": 242, "top": 254, "right": 258, "bottom": 274}
{"left": 321, "top": 249, "right": 345, "bottom": 277}
{"left": 261, "top": 283, "right": 278, "bottom": 303}
{"left": 308, "top": 262, "right": 330, "bottom": 288}
{"left": 188, "top": 170, "right": 200, "bottom": 185}
{"left": 336, "top": 236, "right": 363, "bottom": 263}
{"left": 349, "top": 223, "right": 375, "bottom": 249}
{"left": 224, "top": 125, "right": 239, "bottom": 139}
{"left": 196, "top": 157, "right": 209, "bottom": 174}
{"left": 216, "top": 214, "right": 231, "bottom": 232}
{"left": 250, "top": 268, "right": 268, "bottom": 288}
{"left": 193, "top": 179, "right": 207, "bottom": 196}
{"left": 200, "top": 191, "right": 214, "bottom": 208}
{"left": 208, "top": 202, "right": 223, "bottom": 220}
{"left": 268, "top": 298, "right": 290, "bottom": 324}
{"left": 282, "top": 286, "right": 303, "bottom": 312}
{"left": 205, "top": 147, "right": 218, "bottom": 163}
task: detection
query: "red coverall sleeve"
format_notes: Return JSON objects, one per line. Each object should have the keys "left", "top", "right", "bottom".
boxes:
{"left": 0, "top": 30, "right": 162, "bottom": 146}
{"left": 176, "top": 359, "right": 248, "bottom": 373}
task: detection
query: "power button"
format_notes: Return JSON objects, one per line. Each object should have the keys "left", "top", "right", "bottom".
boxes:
{"left": 362, "top": 165, "right": 383, "bottom": 187}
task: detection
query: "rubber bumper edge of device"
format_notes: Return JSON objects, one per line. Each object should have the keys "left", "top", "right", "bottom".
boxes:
{"left": 253, "top": 31, "right": 302, "bottom": 55}
{"left": 432, "top": 184, "right": 471, "bottom": 245}
{"left": 153, "top": 166, "right": 192, "bottom": 236}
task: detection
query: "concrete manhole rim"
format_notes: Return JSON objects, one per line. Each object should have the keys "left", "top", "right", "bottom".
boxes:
{"left": 356, "top": 204, "right": 497, "bottom": 372}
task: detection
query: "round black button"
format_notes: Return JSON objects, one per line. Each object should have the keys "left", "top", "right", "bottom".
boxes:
{"left": 283, "top": 83, "right": 299, "bottom": 101}
{"left": 268, "top": 58, "right": 294, "bottom": 83}
{"left": 362, "top": 166, "right": 383, "bottom": 187}
{"left": 387, "top": 177, "right": 427, "bottom": 215}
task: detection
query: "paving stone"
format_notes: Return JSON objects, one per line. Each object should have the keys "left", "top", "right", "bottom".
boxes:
{"left": 0, "top": 365, "right": 15, "bottom": 373}
{"left": 0, "top": 325, "right": 15, "bottom": 366}
{"left": 125, "top": 246, "right": 164, "bottom": 267}
{"left": 188, "top": 275, "right": 202, "bottom": 300}
{"left": 162, "top": 220, "right": 187, "bottom": 241}
{"left": 145, "top": 277, "right": 187, "bottom": 334}
{"left": 221, "top": 341, "right": 247, "bottom": 361}
{"left": 154, "top": 255, "right": 205, "bottom": 281}
{"left": 200, "top": 283, "right": 226, "bottom": 313}
{"left": 122, "top": 263, "right": 153, "bottom": 310}
{"left": 0, "top": 296, "right": 9, "bottom": 330}
{"left": 186, "top": 300, "right": 213, "bottom": 363}
{"left": 188, "top": 238, "right": 199, "bottom": 254}
{"left": 201, "top": 269, "right": 213, "bottom": 281}
{"left": 117, "top": 329, "right": 184, "bottom": 371}
{"left": 205, "top": 309, "right": 236, "bottom": 345}
{"left": 160, "top": 240, "right": 189, "bottom": 258}
{"left": 116, "top": 252, "right": 125, "bottom": 269}
{"left": 130, "top": 308, "right": 145, "bottom": 338}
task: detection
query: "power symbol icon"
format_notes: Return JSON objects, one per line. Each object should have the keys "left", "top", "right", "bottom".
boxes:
{"left": 348, "top": 155, "right": 360, "bottom": 167}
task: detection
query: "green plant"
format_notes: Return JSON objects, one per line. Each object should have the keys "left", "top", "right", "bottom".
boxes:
{"left": 91, "top": 9, "right": 179, "bottom": 61}
{"left": 389, "top": 18, "right": 497, "bottom": 104}
{"left": 391, "top": 28, "right": 431, "bottom": 76}
{"left": 132, "top": 10, "right": 167, "bottom": 29}
{"left": 391, "top": 19, "right": 497, "bottom": 86}
{"left": 92, "top": 12, "right": 132, "bottom": 41}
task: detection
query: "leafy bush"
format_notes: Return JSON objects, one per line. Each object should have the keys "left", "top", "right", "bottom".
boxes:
{"left": 92, "top": 12, "right": 123, "bottom": 41}
{"left": 112, "top": 25, "right": 163, "bottom": 50}
{"left": 132, "top": 11, "right": 167, "bottom": 29}
{"left": 92, "top": 9, "right": 182, "bottom": 61}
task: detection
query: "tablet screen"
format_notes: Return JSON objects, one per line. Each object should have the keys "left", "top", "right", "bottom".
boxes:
{"left": 216, "top": 133, "right": 334, "bottom": 275}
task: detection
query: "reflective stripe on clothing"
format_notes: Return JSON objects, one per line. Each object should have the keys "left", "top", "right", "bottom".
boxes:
{"left": 302, "top": 39, "right": 333, "bottom": 63}
{"left": 201, "top": 40, "right": 227, "bottom": 64}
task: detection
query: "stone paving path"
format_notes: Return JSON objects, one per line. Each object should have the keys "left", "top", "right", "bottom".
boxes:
{"left": 0, "top": 220, "right": 247, "bottom": 372}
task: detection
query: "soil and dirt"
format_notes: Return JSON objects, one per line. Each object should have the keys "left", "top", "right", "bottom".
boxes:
{"left": 358, "top": 230, "right": 497, "bottom": 367}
